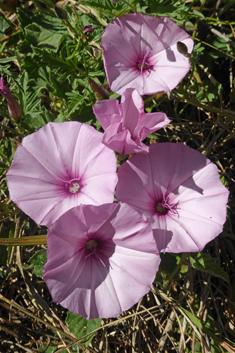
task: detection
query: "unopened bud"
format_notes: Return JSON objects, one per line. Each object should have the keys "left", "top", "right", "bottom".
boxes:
{"left": 0, "top": 77, "right": 22, "bottom": 120}
{"left": 55, "top": 5, "right": 68, "bottom": 21}
{"left": 183, "top": 21, "right": 196, "bottom": 32}
{"left": 6, "top": 95, "right": 22, "bottom": 119}
{"left": 177, "top": 41, "right": 190, "bottom": 58}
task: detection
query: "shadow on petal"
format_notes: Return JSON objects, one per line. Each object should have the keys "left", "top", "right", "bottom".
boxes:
{"left": 166, "top": 47, "right": 176, "bottom": 62}
{"left": 153, "top": 228, "right": 173, "bottom": 253}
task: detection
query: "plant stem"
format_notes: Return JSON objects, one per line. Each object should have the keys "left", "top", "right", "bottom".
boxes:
{"left": 0, "top": 235, "right": 47, "bottom": 246}
{"left": 163, "top": 253, "right": 189, "bottom": 289}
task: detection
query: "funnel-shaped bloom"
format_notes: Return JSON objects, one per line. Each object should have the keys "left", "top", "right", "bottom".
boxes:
{"left": 7, "top": 122, "right": 117, "bottom": 227}
{"left": 102, "top": 14, "right": 194, "bottom": 95}
{"left": 43, "top": 202, "right": 160, "bottom": 319}
{"left": 0, "top": 77, "right": 22, "bottom": 119}
{"left": 93, "top": 88, "right": 170, "bottom": 154}
{"left": 116, "top": 143, "right": 229, "bottom": 253}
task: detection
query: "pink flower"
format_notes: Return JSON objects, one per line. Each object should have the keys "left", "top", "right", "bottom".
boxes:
{"left": 0, "top": 77, "right": 22, "bottom": 119}
{"left": 93, "top": 88, "right": 170, "bottom": 154}
{"left": 43, "top": 202, "right": 160, "bottom": 319}
{"left": 6, "top": 122, "right": 117, "bottom": 227}
{"left": 116, "top": 143, "right": 229, "bottom": 253}
{"left": 102, "top": 14, "right": 194, "bottom": 95}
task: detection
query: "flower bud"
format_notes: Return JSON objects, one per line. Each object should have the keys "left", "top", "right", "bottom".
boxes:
{"left": 177, "top": 41, "right": 190, "bottom": 58}
{"left": 183, "top": 21, "right": 196, "bottom": 32}
{"left": 54, "top": 5, "right": 68, "bottom": 21}
{"left": 0, "top": 77, "right": 22, "bottom": 120}
{"left": 5, "top": 95, "right": 22, "bottom": 119}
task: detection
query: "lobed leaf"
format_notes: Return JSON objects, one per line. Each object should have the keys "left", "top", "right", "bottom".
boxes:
{"left": 28, "top": 249, "right": 47, "bottom": 278}
{"left": 190, "top": 252, "right": 229, "bottom": 282}
{"left": 66, "top": 312, "right": 102, "bottom": 348}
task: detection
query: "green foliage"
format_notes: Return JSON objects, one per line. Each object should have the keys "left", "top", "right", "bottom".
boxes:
{"left": 19, "top": 12, "right": 67, "bottom": 53}
{"left": 65, "top": 312, "right": 102, "bottom": 348}
{"left": 39, "top": 345, "right": 57, "bottom": 353}
{"left": 180, "top": 307, "right": 224, "bottom": 351}
{"left": 190, "top": 252, "right": 229, "bottom": 282}
{"left": 32, "top": 47, "right": 80, "bottom": 76}
{"left": 147, "top": 0, "right": 188, "bottom": 18}
{"left": 0, "top": 15, "right": 12, "bottom": 40}
{"left": 28, "top": 249, "right": 47, "bottom": 278}
{"left": 0, "top": 224, "right": 14, "bottom": 265}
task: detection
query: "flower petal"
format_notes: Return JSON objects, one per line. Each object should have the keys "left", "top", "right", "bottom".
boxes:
{"left": 7, "top": 122, "right": 117, "bottom": 226}
{"left": 116, "top": 143, "right": 229, "bottom": 253}
{"left": 102, "top": 123, "right": 148, "bottom": 154}
{"left": 93, "top": 88, "right": 170, "bottom": 155}
{"left": 93, "top": 99, "right": 121, "bottom": 130}
{"left": 136, "top": 112, "right": 170, "bottom": 140}
{"left": 43, "top": 203, "right": 160, "bottom": 319}
{"left": 102, "top": 13, "right": 194, "bottom": 95}
{"left": 121, "top": 88, "right": 144, "bottom": 132}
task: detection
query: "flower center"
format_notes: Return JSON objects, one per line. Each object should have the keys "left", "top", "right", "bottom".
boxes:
{"left": 85, "top": 239, "right": 106, "bottom": 266}
{"left": 65, "top": 179, "right": 80, "bottom": 194}
{"left": 137, "top": 62, "right": 148, "bottom": 71}
{"left": 156, "top": 202, "right": 169, "bottom": 215}
{"left": 137, "top": 52, "right": 152, "bottom": 73}
{"left": 155, "top": 196, "right": 179, "bottom": 216}
{"left": 86, "top": 239, "right": 98, "bottom": 252}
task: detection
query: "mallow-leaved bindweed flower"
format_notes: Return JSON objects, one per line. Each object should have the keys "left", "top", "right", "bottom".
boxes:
{"left": 102, "top": 13, "right": 194, "bottom": 96}
{"left": 116, "top": 143, "right": 229, "bottom": 253}
{"left": 6, "top": 122, "right": 117, "bottom": 227}
{"left": 93, "top": 88, "right": 170, "bottom": 154}
{"left": 43, "top": 202, "right": 161, "bottom": 320}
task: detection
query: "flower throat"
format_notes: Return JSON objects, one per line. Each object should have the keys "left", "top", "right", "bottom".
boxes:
{"left": 137, "top": 52, "right": 152, "bottom": 73}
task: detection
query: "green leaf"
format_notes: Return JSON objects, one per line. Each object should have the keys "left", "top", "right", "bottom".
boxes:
{"left": 194, "top": 342, "right": 202, "bottom": 353}
{"left": 15, "top": 71, "right": 40, "bottom": 116}
{"left": 196, "top": 81, "right": 222, "bottom": 103}
{"left": 0, "top": 224, "right": 15, "bottom": 265}
{"left": 65, "top": 91, "right": 90, "bottom": 117}
{"left": 20, "top": 13, "right": 67, "bottom": 53}
{"left": 0, "top": 15, "right": 11, "bottom": 40}
{"left": 66, "top": 312, "right": 102, "bottom": 348}
{"left": 17, "top": 8, "right": 35, "bottom": 28}
{"left": 0, "top": 56, "right": 18, "bottom": 63}
{"left": 150, "top": 0, "right": 183, "bottom": 17}
{"left": 179, "top": 307, "right": 234, "bottom": 352}
{"left": 23, "top": 109, "right": 59, "bottom": 130}
{"left": 180, "top": 307, "right": 219, "bottom": 343}
{"left": 48, "top": 71, "right": 72, "bottom": 99}
{"left": 28, "top": 249, "right": 47, "bottom": 278}
{"left": 147, "top": 133, "right": 159, "bottom": 140}
{"left": 33, "top": 47, "right": 79, "bottom": 73}
{"left": 190, "top": 252, "right": 229, "bottom": 282}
